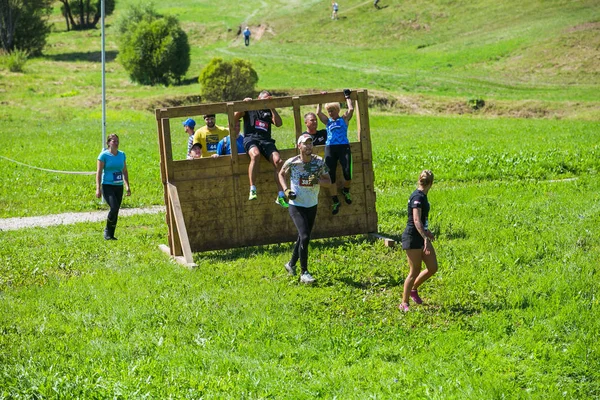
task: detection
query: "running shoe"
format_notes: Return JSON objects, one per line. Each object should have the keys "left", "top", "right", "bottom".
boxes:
{"left": 399, "top": 303, "right": 409, "bottom": 312}
{"left": 410, "top": 289, "right": 423, "bottom": 305}
{"left": 284, "top": 262, "right": 297, "bottom": 276}
{"left": 332, "top": 200, "right": 341, "bottom": 215}
{"left": 342, "top": 189, "right": 352, "bottom": 205}
{"left": 300, "top": 272, "right": 315, "bottom": 284}
{"left": 248, "top": 189, "right": 257, "bottom": 201}
{"left": 275, "top": 196, "right": 289, "bottom": 208}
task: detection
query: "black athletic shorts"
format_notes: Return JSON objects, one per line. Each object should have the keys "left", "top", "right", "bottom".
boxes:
{"left": 243, "top": 135, "right": 279, "bottom": 161}
{"left": 401, "top": 228, "right": 425, "bottom": 250}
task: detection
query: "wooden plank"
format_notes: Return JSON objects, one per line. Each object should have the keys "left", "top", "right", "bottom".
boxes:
{"left": 356, "top": 90, "right": 373, "bottom": 161}
{"left": 368, "top": 233, "right": 396, "bottom": 247}
{"left": 226, "top": 102, "right": 240, "bottom": 175}
{"left": 156, "top": 110, "right": 173, "bottom": 254}
{"left": 156, "top": 103, "right": 228, "bottom": 119}
{"left": 292, "top": 97, "right": 303, "bottom": 142}
{"left": 167, "top": 183, "right": 194, "bottom": 264}
{"left": 173, "top": 163, "right": 235, "bottom": 181}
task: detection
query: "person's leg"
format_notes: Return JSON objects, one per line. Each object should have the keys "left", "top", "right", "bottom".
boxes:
{"left": 339, "top": 145, "right": 353, "bottom": 203}
{"left": 402, "top": 249, "right": 422, "bottom": 305}
{"left": 102, "top": 184, "right": 123, "bottom": 239}
{"left": 288, "top": 206, "right": 302, "bottom": 268}
{"left": 289, "top": 205, "right": 313, "bottom": 273}
{"left": 247, "top": 146, "right": 260, "bottom": 192}
{"left": 413, "top": 245, "right": 438, "bottom": 290}
{"left": 269, "top": 151, "right": 284, "bottom": 192}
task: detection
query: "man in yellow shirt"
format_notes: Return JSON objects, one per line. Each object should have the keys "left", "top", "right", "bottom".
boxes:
{"left": 192, "top": 114, "right": 229, "bottom": 157}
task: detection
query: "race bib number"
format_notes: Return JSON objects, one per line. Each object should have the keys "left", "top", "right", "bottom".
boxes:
{"left": 113, "top": 172, "right": 123, "bottom": 183}
{"left": 206, "top": 134, "right": 219, "bottom": 152}
{"left": 254, "top": 120, "right": 269, "bottom": 132}
{"left": 299, "top": 177, "right": 312, "bottom": 187}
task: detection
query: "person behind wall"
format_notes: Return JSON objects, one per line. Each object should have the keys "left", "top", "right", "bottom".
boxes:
{"left": 193, "top": 114, "right": 229, "bottom": 158}
{"left": 243, "top": 26, "right": 251, "bottom": 46}
{"left": 399, "top": 170, "right": 438, "bottom": 312}
{"left": 302, "top": 112, "right": 327, "bottom": 146}
{"left": 183, "top": 118, "right": 196, "bottom": 157}
{"left": 188, "top": 143, "right": 203, "bottom": 159}
{"left": 213, "top": 120, "right": 245, "bottom": 157}
{"left": 278, "top": 134, "right": 331, "bottom": 284}
{"left": 96, "top": 134, "right": 131, "bottom": 240}
{"left": 316, "top": 89, "right": 354, "bottom": 215}
{"left": 234, "top": 90, "right": 288, "bottom": 208}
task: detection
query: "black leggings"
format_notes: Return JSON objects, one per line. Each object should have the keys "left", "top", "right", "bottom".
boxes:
{"left": 325, "top": 144, "right": 352, "bottom": 184}
{"left": 102, "top": 184, "right": 123, "bottom": 232}
{"left": 288, "top": 204, "right": 318, "bottom": 273}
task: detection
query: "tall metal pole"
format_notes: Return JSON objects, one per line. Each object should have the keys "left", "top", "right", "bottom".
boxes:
{"left": 101, "top": 0, "right": 106, "bottom": 151}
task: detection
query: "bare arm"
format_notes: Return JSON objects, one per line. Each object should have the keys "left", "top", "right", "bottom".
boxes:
{"left": 318, "top": 172, "right": 332, "bottom": 188}
{"left": 122, "top": 160, "right": 131, "bottom": 196}
{"left": 316, "top": 103, "right": 328, "bottom": 125}
{"left": 95, "top": 160, "right": 104, "bottom": 198}
{"left": 271, "top": 108, "right": 282, "bottom": 127}
{"left": 343, "top": 96, "right": 354, "bottom": 123}
{"left": 412, "top": 207, "right": 433, "bottom": 254}
{"left": 278, "top": 166, "right": 290, "bottom": 192}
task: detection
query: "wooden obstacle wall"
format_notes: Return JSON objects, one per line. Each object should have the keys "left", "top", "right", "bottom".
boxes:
{"left": 155, "top": 90, "right": 377, "bottom": 265}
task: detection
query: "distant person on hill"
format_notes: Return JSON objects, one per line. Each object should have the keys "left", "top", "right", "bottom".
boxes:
{"left": 193, "top": 114, "right": 229, "bottom": 157}
{"left": 373, "top": 0, "right": 381, "bottom": 9}
{"left": 234, "top": 90, "right": 288, "bottom": 208}
{"left": 399, "top": 170, "right": 438, "bottom": 312}
{"left": 188, "top": 143, "right": 203, "bottom": 159}
{"left": 302, "top": 112, "right": 327, "bottom": 146}
{"left": 331, "top": 1, "right": 339, "bottom": 19}
{"left": 183, "top": 118, "right": 196, "bottom": 157}
{"left": 316, "top": 89, "right": 354, "bottom": 215}
{"left": 243, "top": 27, "right": 251, "bottom": 46}
{"left": 213, "top": 120, "right": 245, "bottom": 157}
{"left": 278, "top": 134, "right": 331, "bottom": 284}
{"left": 96, "top": 134, "right": 131, "bottom": 240}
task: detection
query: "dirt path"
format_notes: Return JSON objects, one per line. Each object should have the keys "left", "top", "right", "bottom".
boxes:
{"left": 0, "top": 206, "right": 165, "bottom": 231}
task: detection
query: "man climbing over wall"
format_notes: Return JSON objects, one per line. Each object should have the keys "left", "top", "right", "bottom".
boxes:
{"left": 234, "top": 90, "right": 288, "bottom": 208}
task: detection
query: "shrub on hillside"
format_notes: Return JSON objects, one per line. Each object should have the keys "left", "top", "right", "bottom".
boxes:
{"left": 0, "top": 0, "right": 52, "bottom": 56}
{"left": 199, "top": 58, "right": 258, "bottom": 102}
{"left": 3, "top": 49, "right": 28, "bottom": 72}
{"left": 116, "top": 5, "right": 190, "bottom": 86}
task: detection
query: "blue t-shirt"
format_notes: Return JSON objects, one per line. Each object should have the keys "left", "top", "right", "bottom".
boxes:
{"left": 326, "top": 117, "right": 349, "bottom": 146}
{"left": 98, "top": 150, "right": 126, "bottom": 185}
{"left": 217, "top": 135, "right": 245, "bottom": 156}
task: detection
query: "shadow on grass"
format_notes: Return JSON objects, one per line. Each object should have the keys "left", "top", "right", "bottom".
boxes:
{"left": 44, "top": 50, "right": 118, "bottom": 63}
{"left": 194, "top": 235, "right": 376, "bottom": 263}
{"left": 174, "top": 77, "right": 199, "bottom": 86}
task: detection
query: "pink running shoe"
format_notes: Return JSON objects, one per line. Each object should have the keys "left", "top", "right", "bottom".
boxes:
{"left": 399, "top": 303, "right": 409, "bottom": 312}
{"left": 410, "top": 289, "right": 423, "bottom": 304}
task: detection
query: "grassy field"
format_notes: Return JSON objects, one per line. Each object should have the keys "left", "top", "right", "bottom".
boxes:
{"left": 1, "top": 0, "right": 599, "bottom": 397}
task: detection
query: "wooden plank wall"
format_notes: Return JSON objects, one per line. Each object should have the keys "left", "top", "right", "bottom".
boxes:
{"left": 156, "top": 91, "right": 377, "bottom": 254}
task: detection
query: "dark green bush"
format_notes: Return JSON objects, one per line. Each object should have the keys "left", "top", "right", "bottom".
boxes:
{"left": 117, "top": 5, "right": 190, "bottom": 86}
{"left": 199, "top": 57, "right": 259, "bottom": 102}
{"left": 0, "top": 0, "right": 52, "bottom": 56}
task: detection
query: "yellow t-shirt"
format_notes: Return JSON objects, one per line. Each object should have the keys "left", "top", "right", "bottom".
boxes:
{"left": 192, "top": 125, "right": 230, "bottom": 157}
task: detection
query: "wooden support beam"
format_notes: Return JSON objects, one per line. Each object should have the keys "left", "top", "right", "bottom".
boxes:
{"left": 368, "top": 233, "right": 396, "bottom": 248}
{"left": 159, "top": 245, "right": 197, "bottom": 268}
{"left": 167, "top": 183, "right": 194, "bottom": 264}
{"left": 292, "top": 96, "right": 303, "bottom": 143}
